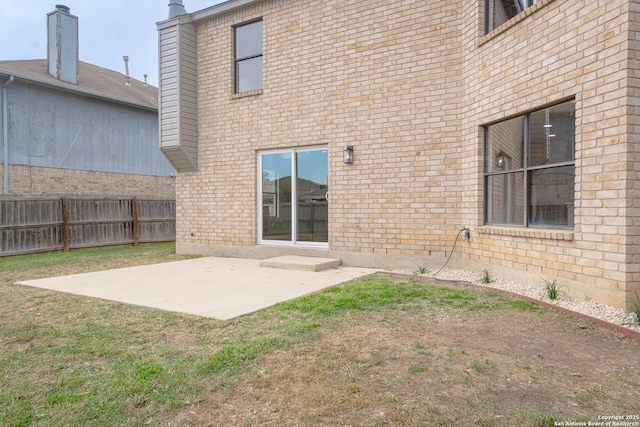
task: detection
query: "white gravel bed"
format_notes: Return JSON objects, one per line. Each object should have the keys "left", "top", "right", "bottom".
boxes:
{"left": 388, "top": 267, "right": 640, "bottom": 334}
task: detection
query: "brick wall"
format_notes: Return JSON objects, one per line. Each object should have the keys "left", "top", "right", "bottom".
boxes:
{"left": 0, "top": 165, "right": 175, "bottom": 198}
{"left": 175, "top": 0, "right": 639, "bottom": 309}
{"left": 182, "top": 0, "right": 465, "bottom": 254}
{"left": 626, "top": 0, "right": 640, "bottom": 307}
{"left": 461, "top": 0, "right": 635, "bottom": 308}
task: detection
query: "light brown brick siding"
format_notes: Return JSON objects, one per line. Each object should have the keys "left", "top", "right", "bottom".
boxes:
{"left": 175, "top": 0, "right": 640, "bottom": 309}
{"left": 1, "top": 165, "right": 175, "bottom": 198}
{"left": 460, "top": 0, "right": 637, "bottom": 308}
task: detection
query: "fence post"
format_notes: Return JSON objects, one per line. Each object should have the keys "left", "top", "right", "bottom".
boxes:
{"left": 62, "top": 197, "right": 70, "bottom": 252}
{"left": 132, "top": 197, "right": 139, "bottom": 246}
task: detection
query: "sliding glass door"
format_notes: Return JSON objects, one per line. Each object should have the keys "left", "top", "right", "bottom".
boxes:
{"left": 259, "top": 147, "right": 328, "bottom": 246}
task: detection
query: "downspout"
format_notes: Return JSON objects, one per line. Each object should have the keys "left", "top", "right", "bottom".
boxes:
{"left": 2, "top": 75, "right": 15, "bottom": 194}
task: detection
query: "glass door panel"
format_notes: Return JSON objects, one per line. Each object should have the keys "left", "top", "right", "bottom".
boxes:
{"left": 261, "top": 152, "right": 292, "bottom": 241}
{"left": 296, "top": 149, "right": 328, "bottom": 243}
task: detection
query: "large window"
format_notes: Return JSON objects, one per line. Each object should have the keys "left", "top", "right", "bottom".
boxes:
{"left": 485, "top": 0, "right": 540, "bottom": 33}
{"left": 234, "top": 19, "right": 263, "bottom": 93}
{"left": 484, "top": 100, "right": 575, "bottom": 228}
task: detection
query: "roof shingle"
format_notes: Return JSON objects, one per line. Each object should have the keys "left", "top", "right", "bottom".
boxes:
{"left": 0, "top": 59, "right": 158, "bottom": 110}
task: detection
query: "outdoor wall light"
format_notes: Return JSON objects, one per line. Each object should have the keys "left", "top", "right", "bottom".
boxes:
{"left": 496, "top": 151, "right": 505, "bottom": 169}
{"left": 343, "top": 146, "right": 354, "bottom": 164}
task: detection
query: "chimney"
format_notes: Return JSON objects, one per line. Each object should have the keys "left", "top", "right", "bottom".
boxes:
{"left": 123, "top": 55, "right": 131, "bottom": 86}
{"left": 47, "top": 5, "right": 79, "bottom": 84}
{"left": 168, "top": 0, "right": 188, "bottom": 19}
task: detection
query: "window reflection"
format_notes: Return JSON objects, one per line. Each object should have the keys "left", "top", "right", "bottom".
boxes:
{"left": 235, "top": 20, "right": 263, "bottom": 93}
{"left": 486, "top": 0, "right": 541, "bottom": 33}
{"left": 484, "top": 100, "right": 575, "bottom": 228}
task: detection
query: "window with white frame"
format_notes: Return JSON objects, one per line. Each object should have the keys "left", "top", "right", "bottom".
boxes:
{"left": 484, "top": 100, "right": 575, "bottom": 228}
{"left": 485, "top": 0, "right": 540, "bottom": 33}
{"left": 234, "top": 19, "right": 263, "bottom": 93}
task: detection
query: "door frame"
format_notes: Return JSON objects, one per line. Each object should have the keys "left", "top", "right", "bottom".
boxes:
{"left": 257, "top": 145, "right": 329, "bottom": 248}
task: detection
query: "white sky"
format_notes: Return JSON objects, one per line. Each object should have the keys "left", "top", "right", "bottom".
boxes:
{"left": 0, "top": 0, "right": 227, "bottom": 86}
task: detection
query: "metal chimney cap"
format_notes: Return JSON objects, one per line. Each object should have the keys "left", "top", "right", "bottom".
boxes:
{"left": 55, "top": 4, "right": 70, "bottom": 13}
{"left": 168, "top": 0, "right": 188, "bottom": 19}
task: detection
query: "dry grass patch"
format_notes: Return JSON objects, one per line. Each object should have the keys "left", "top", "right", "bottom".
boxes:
{"left": 180, "top": 278, "right": 640, "bottom": 427}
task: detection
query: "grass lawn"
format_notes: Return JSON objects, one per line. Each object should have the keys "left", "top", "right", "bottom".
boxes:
{"left": 1, "top": 243, "right": 639, "bottom": 426}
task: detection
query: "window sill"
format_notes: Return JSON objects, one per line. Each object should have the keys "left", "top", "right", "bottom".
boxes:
{"left": 480, "top": 0, "right": 557, "bottom": 46}
{"left": 478, "top": 225, "right": 574, "bottom": 241}
{"left": 232, "top": 89, "right": 263, "bottom": 100}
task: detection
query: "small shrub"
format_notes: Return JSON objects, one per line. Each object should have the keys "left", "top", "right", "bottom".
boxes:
{"left": 480, "top": 269, "right": 494, "bottom": 284}
{"left": 632, "top": 290, "right": 640, "bottom": 326}
{"left": 542, "top": 278, "right": 562, "bottom": 300}
{"left": 415, "top": 265, "right": 428, "bottom": 275}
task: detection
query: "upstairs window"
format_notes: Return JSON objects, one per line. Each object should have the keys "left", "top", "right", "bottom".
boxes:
{"left": 484, "top": 100, "right": 576, "bottom": 228}
{"left": 234, "top": 19, "right": 263, "bottom": 93}
{"left": 485, "top": 0, "right": 540, "bottom": 33}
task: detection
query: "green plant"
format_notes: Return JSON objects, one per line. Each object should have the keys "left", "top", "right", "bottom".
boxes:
{"left": 408, "top": 364, "right": 428, "bottom": 373}
{"left": 527, "top": 413, "right": 558, "bottom": 427}
{"left": 480, "top": 269, "right": 494, "bottom": 284}
{"left": 415, "top": 265, "right": 428, "bottom": 275}
{"left": 471, "top": 359, "right": 489, "bottom": 374}
{"left": 542, "top": 278, "right": 562, "bottom": 300}
{"left": 631, "top": 290, "right": 640, "bottom": 326}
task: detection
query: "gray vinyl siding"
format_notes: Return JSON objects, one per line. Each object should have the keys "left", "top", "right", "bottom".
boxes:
{"left": 159, "top": 18, "right": 198, "bottom": 173}
{"left": 0, "top": 79, "right": 173, "bottom": 176}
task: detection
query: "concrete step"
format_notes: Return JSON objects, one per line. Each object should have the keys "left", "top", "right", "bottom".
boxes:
{"left": 260, "top": 255, "right": 341, "bottom": 272}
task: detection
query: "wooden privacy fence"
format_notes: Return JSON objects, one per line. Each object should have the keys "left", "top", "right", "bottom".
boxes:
{"left": 262, "top": 202, "right": 328, "bottom": 242}
{"left": 0, "top": 197, "right": 176, "bottom": 257}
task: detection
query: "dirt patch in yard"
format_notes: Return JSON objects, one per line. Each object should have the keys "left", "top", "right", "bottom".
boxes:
{"left": 179, "top": 281, "right": 640, "bottom": 427}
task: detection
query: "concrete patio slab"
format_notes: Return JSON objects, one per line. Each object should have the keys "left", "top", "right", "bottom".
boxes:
{"left": 16, "top": 257, "right": 378, "bottom": 320}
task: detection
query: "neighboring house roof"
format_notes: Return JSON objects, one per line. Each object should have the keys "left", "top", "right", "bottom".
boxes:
{"left": 0, "top": 59, "right": 158, "bottom": 111}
